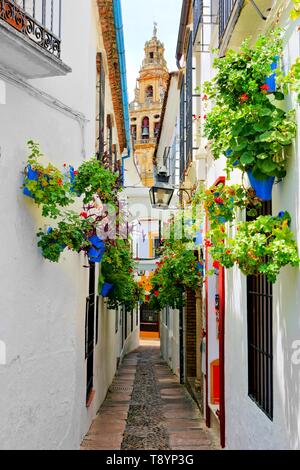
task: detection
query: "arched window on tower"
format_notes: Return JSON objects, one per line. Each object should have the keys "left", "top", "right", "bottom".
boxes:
{"left": 145, "top": 85, "right": 153, "bottom": 100}
{"left": 141, "top": 117, "right": 150, "bottom": 140}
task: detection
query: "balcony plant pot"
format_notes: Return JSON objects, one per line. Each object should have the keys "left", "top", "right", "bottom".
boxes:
{"left": 247, "top": 169, "right": 275, "bottom": 201}
{"left": 264, "top": 57, "right": 279, "bottom": 93}
{"left": 101, "top": 282, "right": 114, "bottom": 297}
{"left": 23, "top": 164, "right": 38, "bottom": 198}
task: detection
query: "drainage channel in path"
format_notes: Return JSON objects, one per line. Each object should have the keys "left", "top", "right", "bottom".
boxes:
{"left": 121, "top": 346, "right": 170, "bottom": 450}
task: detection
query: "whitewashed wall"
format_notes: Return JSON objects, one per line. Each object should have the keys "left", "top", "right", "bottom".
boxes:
{"left": 0, "top": 0, "right": 139, "bottom": 450}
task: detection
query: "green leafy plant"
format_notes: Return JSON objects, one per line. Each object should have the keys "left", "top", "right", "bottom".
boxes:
{"left": 100, "top": 240, "right": 143, "bottom": 312}
{"left": 207, "top": 212, "right": 300, "bottom": 283}
{"left": 193, "top": 183, "right": 261, "bottom": 226}
{"left": 149, "top": 238, "right": 202, "bottom": 310}
{"left": 37, "top": 211, "right": 94, "bottom": 262}
{"left": 73, "top": 157, "right": 121, "bottom": 205}
{"left": 203, "top": 30, "right": 297, "bottom": 180}
{"left": 23, "top": 140, "right": 75, "bottom": 218}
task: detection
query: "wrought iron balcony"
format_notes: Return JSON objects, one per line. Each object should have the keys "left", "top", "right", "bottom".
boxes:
{"left": 0, "top": 0, "right": 61, "bottom": 59}
{"left": 193, "top": 0, "right": 203, "bottom": 44}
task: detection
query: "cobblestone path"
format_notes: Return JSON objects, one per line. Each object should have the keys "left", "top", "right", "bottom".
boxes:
{"left": 81, "top": 343, "right": 217, "bottom": 450}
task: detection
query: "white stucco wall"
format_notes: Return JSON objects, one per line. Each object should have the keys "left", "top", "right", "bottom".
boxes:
{"left": 0, "top": 0, "right": 138, "bottom": 450}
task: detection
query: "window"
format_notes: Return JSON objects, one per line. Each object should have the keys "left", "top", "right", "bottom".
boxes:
{"left": 85, "top": 263, "right": 96, "bottom": 403}
{"left": 149, "top": 52, "right": 154, "bottom": 59}
{"left": 247, "top": 201, "right": 273, "bottom": 419}
{"left": 131, "top": 124, "right": 137, "bottom": 141}
{"left": 145, "top": 85, "right": 153, "bottom": 99}
{"left": 154, "top": 122, "right": 160, "bottom": 137}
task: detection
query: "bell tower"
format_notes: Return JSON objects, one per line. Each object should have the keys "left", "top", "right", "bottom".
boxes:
{"left": 129, "top": 24, "right": 169, "bottom": 187}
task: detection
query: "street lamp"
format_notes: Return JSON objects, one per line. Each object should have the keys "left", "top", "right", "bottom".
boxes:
{"left": 149, "top": 167, "right": 174, "bottom": 209}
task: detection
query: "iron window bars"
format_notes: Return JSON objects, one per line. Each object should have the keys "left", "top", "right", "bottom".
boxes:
{"left": 0, "top": 0, "right": 62, "bottom": 58}
{"left": 247, "top": 201, "right": 273, "bottom": 419}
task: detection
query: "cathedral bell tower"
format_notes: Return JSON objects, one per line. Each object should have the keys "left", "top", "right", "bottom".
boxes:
{"left": 129, "top": 24, "right": 169, "bottom": 187}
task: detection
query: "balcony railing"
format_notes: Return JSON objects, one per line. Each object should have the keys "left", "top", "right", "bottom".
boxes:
{"left": 0, "top": 0, "right": 62, "bottom": 58}
{"left": 193, "top": 0, "right": 203, "bottom": 44}
{"left": 219, "top": 0, "right": 244, "bottom": 46}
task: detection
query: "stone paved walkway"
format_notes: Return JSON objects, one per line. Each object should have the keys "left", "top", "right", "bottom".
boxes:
{"left": 81, "top": 343, "right": 217, "bottom": 450}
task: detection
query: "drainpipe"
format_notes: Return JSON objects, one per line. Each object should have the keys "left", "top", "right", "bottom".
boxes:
{"left": 112, "top": 0, "right": 132, "bottom": 186}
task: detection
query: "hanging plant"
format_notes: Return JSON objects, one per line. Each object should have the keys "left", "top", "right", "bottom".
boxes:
{"left": 193, "top": 183, "right": 261, "bottom": 226}
{"left": 73, "top": 156, "right": 121, "bottom": 205}
{"left": 203, "top": 30, "right": 297, "bottom": 184}
{"left": 207, "top": 212, "right": 300, "bottom": 283}
{"left": 23, "top": 141, "right": 75, "bottom": 218}
{"left": 100, "top": 240, "right": 144, "bottom": 312}
{"left": 37, "top": 212, "right": 95, "bottom": 263}
{"left": 149, "top": 237, "right": 203, "bottom": 310}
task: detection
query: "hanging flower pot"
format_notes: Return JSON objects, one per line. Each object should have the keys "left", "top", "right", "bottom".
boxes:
{"left": 264, "top": 57, "right": 279, "bottom": 93}
{"left": 87, "top": 235, "right": 105, "bottom": 263}
{"left": 101, "top": 282, "right": 114, "bottom": 297}
{"left": 247, "top": 169, "right": 275, "bottom": 201}
{"left": 23, "top": 164, "right": 38, "bottom": 198}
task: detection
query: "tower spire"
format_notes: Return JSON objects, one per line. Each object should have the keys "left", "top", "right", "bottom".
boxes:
{"left": 153, "top": 21, "right": 157, "bottom": 38}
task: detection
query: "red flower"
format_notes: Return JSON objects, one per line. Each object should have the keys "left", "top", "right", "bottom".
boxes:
{"left": 154, "top": 290, "right": 159, "bottom": 297}
{"left": 214, "top": 197, "right": 224, "bottom": 204}
{"left": 213, "top": 260, "right": 220, "bottom": 269}
{"left": 240, "top": 93, "right": 249, "bottom": 102}
{"left": 260, "top": 84, "right": 270, "bottom": 91}
{"left": 129, "top": 268, "right": 133, "bottom": 273}
{"left": 205, "top": 239, "right": 213, "bottom": 247}
{"left": 203, "top": 114, "right": 207, "bottom": 119}
{"left": 57, "top": 178, "right": 63, "bottom": 186}
{"left": 80, "top": 211, "right": 88, "bottom": 219}
{"left": 145, "top": 295, "right": 150, "bottom": 302}
{"left": 202, "top": 94, "right": 208, "bottom": 101}
{"left": 63, "top": 163, "right": 67, "bottom": 167}
{"left": 226, "top": 249, "right": 231, "bottom": 255}
{"left": 74, "top": 171, "right": 78, "bottom": 175}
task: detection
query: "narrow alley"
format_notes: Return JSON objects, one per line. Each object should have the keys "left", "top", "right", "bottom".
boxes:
{"left": 81, "top": 342, "right": 217, "bottom": 451}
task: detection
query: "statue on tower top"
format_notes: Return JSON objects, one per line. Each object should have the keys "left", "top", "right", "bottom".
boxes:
{"left": 153, "top": 22, "right": 158, "bottom": 38}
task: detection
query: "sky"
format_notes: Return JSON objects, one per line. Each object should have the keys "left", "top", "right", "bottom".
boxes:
{"left": 122, "top": 0, "right": 183, "bottom": 102}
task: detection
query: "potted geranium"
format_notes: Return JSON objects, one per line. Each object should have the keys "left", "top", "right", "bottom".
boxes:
{"left": 37, "top": 211, "right": 94, "bottom": 262}
{"left": 23, "top": 141, "right": 75, "bottom": 218}
{"left": 203, "top": 30, "right": 297, "bottom": 200}
{"left": 208, "top": 212, "right": 300, "bottom": 283}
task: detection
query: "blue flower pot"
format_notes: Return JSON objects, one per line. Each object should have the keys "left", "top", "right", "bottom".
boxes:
{"left": 264, "top": 57, "right": 279, "bottom": 93}
{"left": 88, "top": 235, "right": 105, "bottom": 263}
{"left": 247, "top": 169, "right": 275, "bottom": 201}
{"left": 101, "top": 282, "right": 113, "bottom": 297}
{"left": 196, "top": 261, "right": 205, "bottom": 277}
{"left": 23, "top": 164, "right": 38, "bottom": 198}
{"left": 216, "top": 216, "right": 227, "bottom": 224}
